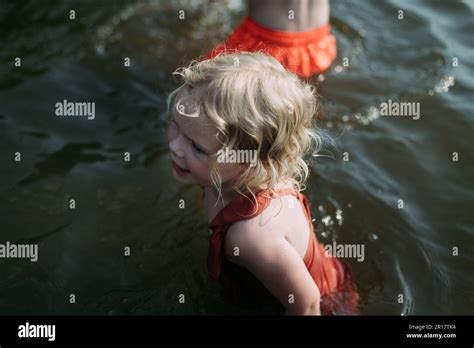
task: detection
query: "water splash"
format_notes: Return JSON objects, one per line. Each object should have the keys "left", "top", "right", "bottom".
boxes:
{"left": 428, "top": 75, "right": 455, "bottom": 96}
{"left": 315, "top": 204, "right": 345, "bottom": 241}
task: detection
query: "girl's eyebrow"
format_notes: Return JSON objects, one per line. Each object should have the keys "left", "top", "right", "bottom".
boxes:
{"left": 172, "top": 110, "right": 213, "bottom": 154}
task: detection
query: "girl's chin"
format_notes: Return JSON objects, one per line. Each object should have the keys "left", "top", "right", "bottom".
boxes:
{"left": 171, "top": 170, "right": 207, "bottom": 186}
{"left": 172, "top": 169, "right": 192, "bottom": 182}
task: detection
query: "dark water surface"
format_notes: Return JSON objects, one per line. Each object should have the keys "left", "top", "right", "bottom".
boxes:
{"left": 0, "top": 0, "right": 473, "bottom": 314}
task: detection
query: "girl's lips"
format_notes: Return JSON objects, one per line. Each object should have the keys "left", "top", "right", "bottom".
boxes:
{"left": 171, "top": 160, "right": 191, "bottom": 176}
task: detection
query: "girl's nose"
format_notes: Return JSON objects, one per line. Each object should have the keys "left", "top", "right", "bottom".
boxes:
{"left": 168, "top": 134, "right": 185, "bottom": 158}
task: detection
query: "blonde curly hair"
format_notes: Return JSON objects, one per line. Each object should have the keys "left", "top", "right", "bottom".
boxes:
{"left": 168, "top": 51, "right": 324, "bottom": 210}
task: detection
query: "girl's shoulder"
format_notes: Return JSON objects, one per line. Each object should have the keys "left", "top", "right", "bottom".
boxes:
{"left": 224, "top": 189, "right": 311, "bottom": 262}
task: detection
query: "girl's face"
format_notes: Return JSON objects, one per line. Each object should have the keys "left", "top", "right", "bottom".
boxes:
{"left": 167, "top": 87, "right": 243, "bottom": 188}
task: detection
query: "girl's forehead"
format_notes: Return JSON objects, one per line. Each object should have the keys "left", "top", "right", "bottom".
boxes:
{"left": 176, "top": 85, "right": 226, "bottom": 131}
{"left": 173, "top": 87, "right": 222, "bottom": 149}
{"left": 174, "top": 87, "right": 212, "bottom": 128}
{"left": 175, "top": 86, "right": 200, "bottom": 116}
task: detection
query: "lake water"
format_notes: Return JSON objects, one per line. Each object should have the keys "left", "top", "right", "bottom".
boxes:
{"left": 0, "top": 0, "right": 473, "bottom": 315}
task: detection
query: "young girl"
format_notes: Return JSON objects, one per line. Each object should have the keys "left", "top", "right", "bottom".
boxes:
{"left": 167, "top": 52, "right": 358, "bottom": 315}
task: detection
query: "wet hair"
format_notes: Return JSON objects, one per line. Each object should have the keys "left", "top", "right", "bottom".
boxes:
{"left": 168, "top": 51, "right": 325, "bottom": 210}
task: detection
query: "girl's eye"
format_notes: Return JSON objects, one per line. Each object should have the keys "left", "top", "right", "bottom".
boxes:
{"left": 192, "top": 142, "right": 206, "bottom": 154}
{"left": 171, "top": 117, "right": 207, "bottom": 155}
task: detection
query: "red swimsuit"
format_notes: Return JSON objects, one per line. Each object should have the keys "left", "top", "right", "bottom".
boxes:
{"left": 208, "top": 187, "right": 359, "bottom": 315}
{"left": 205, "top": 16, "right": 337, "bottom": 78}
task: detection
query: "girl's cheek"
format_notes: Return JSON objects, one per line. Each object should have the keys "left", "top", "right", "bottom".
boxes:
{"left": 189, "top": 161, "right": 213, "bottom": 185}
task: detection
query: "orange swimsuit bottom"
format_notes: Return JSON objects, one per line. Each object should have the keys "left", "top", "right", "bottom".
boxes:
{"left": 208, "top": 187, "right": 359, "bottom": 315}
{"left": 205, "top": 16, "right": 337, "bottom": 78}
